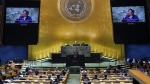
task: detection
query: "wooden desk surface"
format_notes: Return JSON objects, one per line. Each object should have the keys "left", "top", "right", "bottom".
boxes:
{"left": 129, "top": 69, "right": 150, "bottom": 84}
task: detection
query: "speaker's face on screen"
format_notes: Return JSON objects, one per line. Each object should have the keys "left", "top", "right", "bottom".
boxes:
{"left": 128, "top": 9, "right": 134, "bottom": 16}
{"left": 23, "top": 10, "right": 28, "bottom": 17}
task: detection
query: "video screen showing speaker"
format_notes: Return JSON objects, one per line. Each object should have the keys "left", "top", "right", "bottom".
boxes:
{"left": 3, "top": 0, "right": 40, "bottom": 45}
{"left": 110, "top": 0, "right": 149, "bottom": 44}
{"left": 112, "top": 6, "right": 145, "bottom": 23}
{"left": 6, "top": 8, "right": 39, "bottom": 24}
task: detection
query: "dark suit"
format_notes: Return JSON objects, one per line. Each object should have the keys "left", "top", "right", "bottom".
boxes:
{"left": 6, "top": 60, "right": 11, "bottom": 64}
{"left": 13, "top": 59, "right": 18, "bottom": 63}
{"left": 81, "top": 43, "right": 85, "bottom": 46}
{"left": 25, "top": 67, "right": 29, "bottom": 72}
{"left": 92, "top": 77, "right": 99, "bottom": 80}
{"left": 82, "top": 77, "right": 89, "bottom": 81}
{"left": 73, "top": 44, "right": 80, "bottom": 46}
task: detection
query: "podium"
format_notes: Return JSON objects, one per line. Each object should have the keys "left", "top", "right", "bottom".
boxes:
{"left": 66, "top": 55, "right": 85, "bottom": 67}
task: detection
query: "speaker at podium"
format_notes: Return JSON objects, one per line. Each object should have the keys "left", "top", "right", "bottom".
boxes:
{"left": 66, "top": 50, "right": 85, "bottom": 67}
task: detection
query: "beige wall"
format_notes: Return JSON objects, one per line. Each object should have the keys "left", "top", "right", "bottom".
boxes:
{"left": 28, "top": 0, "right": 124, "bottom": 60}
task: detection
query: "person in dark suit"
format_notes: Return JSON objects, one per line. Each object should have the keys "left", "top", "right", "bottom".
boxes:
{"left": 103, "top": 75, "right": 107, "bottom": 80}
{"left": 0, "top": 78, "right": 3, "bottom": 84}
{"left": 34, "top": 69, "right": 39, "bottom": 75}
{"left": 113, "top": 69, "right": 117, "bottom": 73}
{"left": 15, "top": 10, "right": 32, "bottom": 23}
{"left": 53, "top": 78, "right": 58, "bottom": 84}
{"left": 25, "top": 67, "right": 29, "bottom": 72}
{"left": 82, "top": 75, "right": 90, "bottom": 84}
{"left": 117, "top": 65, "right": 121, "bottom": 70}
{"left": 81, "top": 41, "right": 85, "bottom": 46}
{"left": 73, "top": 41, "right": 80, "bottom": 46}
{"left": 13, "top": 58, "right": 17, "bottom": 63}
{"left": 82, "top": 75, "right": 89, "bottom": 81}
{"left": 6, "top": 59, "right": 11, "bottom": 64}
{"left": 74, "top": 50, "right": 79, "bottom": 56}
{"left": 92, "top": 75, "right": 99, "bottom": 80}
{"left": 56, "top": 75, "right": 61, "bottom": 82}
{"left": 95, "top": 68, "right": 100, "bottom": 72}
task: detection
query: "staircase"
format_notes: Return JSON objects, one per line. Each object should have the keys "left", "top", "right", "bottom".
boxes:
{"left": 36, "top": 57, "right": 51, "bottom": 63}
{"left": 100, "top": 56, "right": 117, "bottom": 62}
{"left": 20, "top": 57, "right": 51, "bottom": 72}
{"left": 20, "top": 61, "right": 29, "bottom": 72}
{"left": 100, "top": 56, "right": 130, "bottom": 70}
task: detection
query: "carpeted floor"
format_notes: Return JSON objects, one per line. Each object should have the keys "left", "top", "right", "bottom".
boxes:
{"left": 67, "top": 74, "right": 80, "bottom": 84}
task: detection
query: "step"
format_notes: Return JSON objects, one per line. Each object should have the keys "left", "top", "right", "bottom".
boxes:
{"left": 41, "top": 59, "right": 47, "bottom": 61}
{"left": 36, "top": 60, "right": 42, "bottom": 62}
{"left": 45, "top": 58, "right": 51, "bottom": 60}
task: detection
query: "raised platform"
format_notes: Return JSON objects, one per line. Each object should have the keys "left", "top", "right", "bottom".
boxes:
{"left": 52, "top": 53, "right": 101, "bottom": 63}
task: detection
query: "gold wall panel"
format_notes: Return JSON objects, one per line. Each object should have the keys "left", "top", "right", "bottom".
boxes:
{"left": 28, "top": 0, "right": 125, "bottom": 60}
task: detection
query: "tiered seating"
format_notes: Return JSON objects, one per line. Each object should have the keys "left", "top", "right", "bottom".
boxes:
{"left": 4, "top": 68, "right": 69, "bottom": 84}
{"left": 0, "top": 65, "right": 20, "bottom": 79}
{"left": 80, "top": 68, "right": 133, "bottom": 84}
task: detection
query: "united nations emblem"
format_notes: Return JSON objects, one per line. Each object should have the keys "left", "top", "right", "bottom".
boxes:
{"left": 58, "top": 0, "right": 93, "bottom": 23}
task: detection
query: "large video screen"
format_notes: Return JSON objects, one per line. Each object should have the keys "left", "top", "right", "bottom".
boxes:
{"left": 112, "top": 6, "right": 145, "bottom": 23}
{"left": 110, "top": 0, "right": 149, "bottom": 44}
{"left": 3, "top": 0, "right": 40, "bottom": 45}
{"left": 6, "top": 8, "right": 39, "bottom": 24}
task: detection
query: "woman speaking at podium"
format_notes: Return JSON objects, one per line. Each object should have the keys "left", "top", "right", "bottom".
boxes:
{"left": 74, "top": 50, "right": 79, "bottom": 58}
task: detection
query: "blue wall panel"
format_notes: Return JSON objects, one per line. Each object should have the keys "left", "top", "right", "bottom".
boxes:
{"left": 0, "top": 45, "right": 28, "bottom": 65}
{"left": 125, "top": 44, "right": 150, "bottom": 60}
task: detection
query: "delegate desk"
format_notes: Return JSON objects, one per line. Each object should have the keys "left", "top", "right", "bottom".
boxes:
{"left": 61, "top": 46, "right": 91, "bottom": 57}
{"left": 128, "top": 69, "right": 150, "bottom": 84}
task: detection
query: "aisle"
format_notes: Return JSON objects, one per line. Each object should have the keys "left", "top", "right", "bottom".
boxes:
{"left": 67, "top": 74, "right": 80, "bottom": 84}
